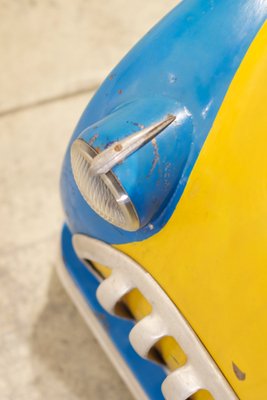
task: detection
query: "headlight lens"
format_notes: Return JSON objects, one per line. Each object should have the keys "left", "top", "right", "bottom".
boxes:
{"left": 71, "top": 139, "right": 140, "bottom": 231}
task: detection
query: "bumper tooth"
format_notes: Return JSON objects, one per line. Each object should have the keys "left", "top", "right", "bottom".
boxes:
{"left": 129, "top": 313, "right": 167, "bottom": 358}
{"left": 96, "top": 272, "right": 133, "bottom": 314}
{"left": 161, "top": 365, "right": 202, "bottom": 400}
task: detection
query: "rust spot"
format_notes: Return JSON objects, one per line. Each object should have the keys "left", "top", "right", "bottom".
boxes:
{"left": 114, "top": 143, "right": 123, "bottom": 152}
{"left": 232, "top": 362, "right": 246, "bottom": 381}
{"left": 94, "top": 146, "right": 101, "bottom": 153}
{"left": 118, "top": 89, "right": 123, "bottom": 95}
{"left": 88, "top": 133, "right": 98, "bottom": 146}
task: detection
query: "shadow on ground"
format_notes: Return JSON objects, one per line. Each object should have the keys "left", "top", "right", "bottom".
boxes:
{"left": 30, "top": 265, "right": 133, "bottom": 400}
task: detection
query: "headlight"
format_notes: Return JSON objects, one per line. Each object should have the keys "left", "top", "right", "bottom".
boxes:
{"left": 70, "top": 98, "right": 193, "bottom": 232}
{"left": 71, "top": 139, "right": 140, "bottom": 231}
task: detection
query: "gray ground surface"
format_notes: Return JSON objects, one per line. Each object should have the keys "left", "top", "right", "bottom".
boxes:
{"left": 0, "top": 1, "right": 177, "bottom": 399}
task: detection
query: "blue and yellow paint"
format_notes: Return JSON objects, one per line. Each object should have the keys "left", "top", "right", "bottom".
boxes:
{"left": 61, "top": 1, "right": 267, "bottom": 398}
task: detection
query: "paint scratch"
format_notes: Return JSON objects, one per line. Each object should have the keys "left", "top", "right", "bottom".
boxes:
{"left": 148, "top": 138, "right": 159, "bottom": 176}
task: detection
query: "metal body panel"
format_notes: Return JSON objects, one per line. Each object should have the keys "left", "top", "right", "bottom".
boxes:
{"left": 60, "top": 225, "right": 166, "bottom": 400}
{"left": 57, "top": 236, "right": 148, "bottom": 400}
{"left": 72, "top": 232, "right": 237, "bottom": 400}
{"left": 118, "top": 22, "right": 267, "bottom": 399}
{"left": 72, "top": 98, "right": 193, "bottom": 229}
{"left": 60, "top": 0, "right": 266, "bottom": 243}
{"left": 60, "top": 2, "right": 267, "bottom": 399}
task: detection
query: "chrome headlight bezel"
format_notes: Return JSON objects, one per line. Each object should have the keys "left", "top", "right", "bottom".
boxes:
{"left": 71, "top": 139, "right": 140, "bottom": 231}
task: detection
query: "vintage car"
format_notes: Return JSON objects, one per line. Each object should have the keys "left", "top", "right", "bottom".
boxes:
{"left": 58, "top": 0, "right": 267, "bottom": 399}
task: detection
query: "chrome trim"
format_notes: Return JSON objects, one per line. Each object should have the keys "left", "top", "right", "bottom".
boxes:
{"left": 87, "top": 115, "right": 176, "bottom": 176}
{"left": 71, "top": 140, "right": 140, "bottom": 231}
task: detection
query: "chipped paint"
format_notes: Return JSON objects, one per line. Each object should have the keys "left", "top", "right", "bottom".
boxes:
{"left": 88, "top": 133, "right": 99, "bottom": 146}
{"left": 131, "top": 121, "right": 145, "bottom": 129}
{"left": 232, "top": 362, "right": 246, "bottom": 381}
{"left": 168, "top": 72, "right": 177, "bottom": 84}
{"left": 163, "top": 162, "right": 172, "bottom": 188}
{"left": 148, "top": 138, "right": 160, "bottom": 176}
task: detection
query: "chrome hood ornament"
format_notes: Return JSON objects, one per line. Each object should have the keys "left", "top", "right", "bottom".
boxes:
{"left": 88, "top": 114, "right": 176, "bottom": 177}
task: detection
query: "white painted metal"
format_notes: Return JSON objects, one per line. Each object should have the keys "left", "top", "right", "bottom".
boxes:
{"left": 162, "top": 365, "right": 203, "bottom": 400}
{"left": 96, "top": 271, "right": 134, "bottom": 314}
{"left": 130, "top": 313, "right": 168, "bottom": 358}
{"left": 72, "top": 233, "right": 238, "bottom": 400}
{"left": 56, "top": 255, "right": 148, "bottom": 400}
